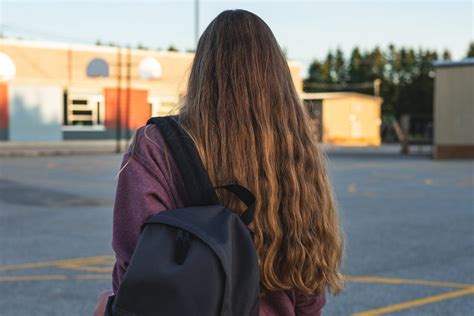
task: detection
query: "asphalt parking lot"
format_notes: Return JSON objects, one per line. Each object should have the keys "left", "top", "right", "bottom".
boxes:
{"left": 0, "top": 146, "right": 473, "bottom": 315}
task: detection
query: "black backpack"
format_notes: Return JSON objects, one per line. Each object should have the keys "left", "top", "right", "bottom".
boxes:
{"left": 105, "top": 115, "right": 261, "bottom": 316}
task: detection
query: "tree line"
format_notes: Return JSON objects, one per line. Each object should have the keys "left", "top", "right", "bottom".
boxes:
{"left": 304, "top": 42, "right": 474, "bottom": 120}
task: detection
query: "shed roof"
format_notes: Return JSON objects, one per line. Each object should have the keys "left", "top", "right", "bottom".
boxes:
{"left": 433, "top": 58, "right": 474, "bottom": 68}
{"left": 301, "top": 91, "right": 382, "bottom": 102}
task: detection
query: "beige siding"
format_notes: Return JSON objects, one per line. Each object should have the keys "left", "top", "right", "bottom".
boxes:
{"left": 288, "top": 62, "right": 303, "bottom": 92}
{"left": 434, "top": 65, "right": 474, "bottom": 145}
{"left": 322, "top": 96, "right": 381, "bottom": 145}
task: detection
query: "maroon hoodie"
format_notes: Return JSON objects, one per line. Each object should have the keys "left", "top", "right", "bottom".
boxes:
{"left": 111, "top": 124, "right": 326, "bottom": 316}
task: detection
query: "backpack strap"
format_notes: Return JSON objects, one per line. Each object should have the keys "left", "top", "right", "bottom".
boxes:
{"left": 215, "top": 184, "right": 256, "bottom": 226}
{"left": 146, "top": 115, "right": 256, "bottom": 226}
{"left": 146, "top": 115, "right": 218, "bottom": 207}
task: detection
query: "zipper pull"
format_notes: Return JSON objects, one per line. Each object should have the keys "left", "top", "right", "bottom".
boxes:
{"left": 175, "top": 229, "right": 190, "bottom": 265}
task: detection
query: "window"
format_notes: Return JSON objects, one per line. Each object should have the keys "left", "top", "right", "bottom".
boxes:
{"left": 148, "top": 96, "right": 177, "bottom": 117}
{"left": 148, "top": 96, "right": 160, "bottom": 117}
{"left": 64, "top": 94, "right": 105, "bottom": 127}
{"left": 86, "top": 58, "right": 110, "bottom": 78}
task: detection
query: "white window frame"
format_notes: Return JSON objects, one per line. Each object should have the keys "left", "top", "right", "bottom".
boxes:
{"left": 63, "top": 94, "right": 105, "bottom": 131}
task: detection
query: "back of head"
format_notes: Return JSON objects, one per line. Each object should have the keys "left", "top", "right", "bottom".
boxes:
{"left": 179, "top": 9, "right": 345, "bottom": 296}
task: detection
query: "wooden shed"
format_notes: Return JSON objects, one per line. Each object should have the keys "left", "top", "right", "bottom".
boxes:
{"left": 302, "top": 92, "right": 382, "bottom": 146}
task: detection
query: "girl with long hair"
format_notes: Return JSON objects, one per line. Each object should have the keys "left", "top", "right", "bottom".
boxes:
{"left": 94, "top": 9, "right": 344, "bottom": 316}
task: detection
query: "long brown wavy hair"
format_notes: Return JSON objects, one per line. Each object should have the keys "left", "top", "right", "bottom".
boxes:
{"left": 177, "top": 9, "right": 345, "bottom": 296}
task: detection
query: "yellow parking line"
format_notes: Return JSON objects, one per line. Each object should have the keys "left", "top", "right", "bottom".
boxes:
{"left": 0, "top": 256, "right": 114, "bottom": 272}
{"left": 57, "top": 256, "right": 114, "bottom": 272}
{"left": 0, "top": 274, "right": 67, "bottom": 282}
{"left": 57, "top": 262, "right": 113, "bottom": 273}
{"left": 352, "top": 287, "right": 474, "bottom": 316}
{"left": 345, "top": 275, "right": 473, "bottom": 289}
{"left": 2, "top": 257, "right": 474, "bottom": 316}
{"left": 0, "top": 273, "right": 112, "bottom": 282}
{"left": 0, "top": 260, "right": 61, "bottom": 271}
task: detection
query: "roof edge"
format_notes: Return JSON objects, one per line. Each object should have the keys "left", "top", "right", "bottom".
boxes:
{"left": 301, "top": 91, "right": 382, "bottom": 101}
{"left": 433, "top": 58, "right": 474, "bottom": 68}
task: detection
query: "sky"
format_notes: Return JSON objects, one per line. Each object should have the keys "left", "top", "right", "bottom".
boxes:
{"left": 1, "top": 0, "right": 473, "bottom": 76}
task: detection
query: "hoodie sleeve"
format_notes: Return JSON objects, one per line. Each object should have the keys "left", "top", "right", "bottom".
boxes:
{"left": 111, "top": 124, "right": 186, "bottom": 293}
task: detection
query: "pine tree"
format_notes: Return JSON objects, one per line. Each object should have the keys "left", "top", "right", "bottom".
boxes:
{"left": 334, "top": 48, "right": 347, "bottom": 83}
{"left": 467, "top": 42, "right": 474, "bottom": 57}
{"left": 348, "top": 47, "right": 364, "bottom": 83}
{"left": 442, "top": 49, "right": 452, "bottom": 60}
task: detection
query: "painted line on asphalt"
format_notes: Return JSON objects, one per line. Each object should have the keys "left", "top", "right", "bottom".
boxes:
{"left": 0, "top": 274, "right": 68, "bottom": 282}
{"left": 0, "top": 256, "right": 114, "bottom": 272}
{"left": 0, "top": 274, "right": 112, "bottom": 282}
{"left": 345, "top": 275, "right": 473, "bottom": 289}
{"left": 352, "top": 287, "right": 474, "bottom": 316}
{"left": 2, "top": 257, "right": 474, "bottom": 315}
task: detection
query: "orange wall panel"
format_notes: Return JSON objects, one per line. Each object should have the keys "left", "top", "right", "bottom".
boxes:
{"left": 104, "top": 88, "right": 149, "bottom": 129}
{"left": 0, "top": 83, "right": 8, "bottom": 129}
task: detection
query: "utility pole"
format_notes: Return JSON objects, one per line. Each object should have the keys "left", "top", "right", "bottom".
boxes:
{"left": 194, "top": 0, "right": 199, "bottom": 47}
{"left": 67, "top": 46, "right": 72, "bottom": 86}
{"left": 373, "top": 79, "right": 382, "bottom": 97}
{"left": 115, "top": 47, "right": 122, "bottom": 154}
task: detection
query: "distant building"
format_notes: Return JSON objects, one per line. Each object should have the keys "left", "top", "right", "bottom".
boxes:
{"left": 433, "top": 59, "right": 474, "bottom": 159}
{"left": 0, "top": 38, "right": 303, "bottom": 142}
{"left": 302, "top": 92, "right": 382, "bottom": 146}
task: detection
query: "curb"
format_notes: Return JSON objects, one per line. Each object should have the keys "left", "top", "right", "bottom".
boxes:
{"left": 0, "top": 140, "right": 131, "bottom": 157}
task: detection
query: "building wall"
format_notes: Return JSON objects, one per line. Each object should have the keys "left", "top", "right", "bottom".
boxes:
{"left": 8, "top": 83, "right": 63, "bottom": 141}
{"left": 322, "top": 96, "right": 381, "bottom": 145}
{"left": 0, "top": 39, "right": 194, "bottom": 96}
{"left": 0, "top": 38, "right": 302, "bottom": 93}
{"left": 0, "top": 38, "right": 303, "bottom": 141}
{"left": 433, "top": 65, "right": 474, "bottom": 159}
{"left": 288, "top": 62, "right": 303, "bottom": 93}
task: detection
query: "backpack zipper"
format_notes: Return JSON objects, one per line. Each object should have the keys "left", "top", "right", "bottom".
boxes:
{"left": 175, "top": 229, "right": 191, "bottom": 265}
